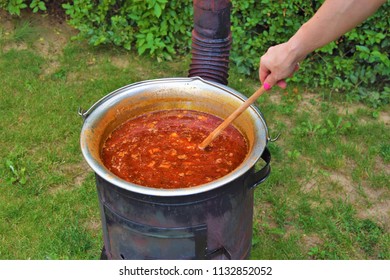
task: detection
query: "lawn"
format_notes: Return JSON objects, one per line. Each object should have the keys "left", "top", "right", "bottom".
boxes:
{"left": 0, "top": 12, "right": 389, "bottom": 260}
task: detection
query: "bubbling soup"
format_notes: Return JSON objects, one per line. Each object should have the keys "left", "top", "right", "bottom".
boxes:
{"left": 101, "top": 109, "right": 248, "bottom": 189}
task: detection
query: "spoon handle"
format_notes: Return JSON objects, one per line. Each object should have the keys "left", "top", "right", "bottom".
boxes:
{"left": 199, "top": 86, "right": 267, "bottom": 150}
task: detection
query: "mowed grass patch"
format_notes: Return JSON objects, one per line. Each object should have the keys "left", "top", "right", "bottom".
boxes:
{"left": 1, "top": 14, "right": 389, "bottom": 259}
{"left": 0, "top": 16, "right": 189, "bottom": 259}
{"left": 247, "top": 84, "right": 390, "bottom": 259}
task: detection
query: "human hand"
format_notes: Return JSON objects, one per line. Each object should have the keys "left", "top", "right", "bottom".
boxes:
{"left": 259, "top": 42, "right": 301, "bottom": 90}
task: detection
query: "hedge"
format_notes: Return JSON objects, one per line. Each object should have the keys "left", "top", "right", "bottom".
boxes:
{"left": 1, "top": 0, "right": 389, "bottom": 107}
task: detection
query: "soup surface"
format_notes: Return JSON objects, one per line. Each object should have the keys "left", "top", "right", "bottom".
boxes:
{"left": 101, "top": 109, "right": 248, "bottom": 189}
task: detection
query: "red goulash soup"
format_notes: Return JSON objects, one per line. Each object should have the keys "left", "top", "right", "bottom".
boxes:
{"left": 101, "top": 109, "right": 248, "bottom": 189}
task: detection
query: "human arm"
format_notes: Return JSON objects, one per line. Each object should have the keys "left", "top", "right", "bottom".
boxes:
{"left": 259, "top": 0, "right": 386, "bottom": 89}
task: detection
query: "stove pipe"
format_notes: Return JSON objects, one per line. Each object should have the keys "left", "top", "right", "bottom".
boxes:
{"left": 188, "top": 0, "right": 232, "bottom": 85}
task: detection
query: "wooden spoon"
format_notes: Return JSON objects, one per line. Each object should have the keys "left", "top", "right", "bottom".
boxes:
{"left": 199, "top": 86, "right": 267, "bottom": 150}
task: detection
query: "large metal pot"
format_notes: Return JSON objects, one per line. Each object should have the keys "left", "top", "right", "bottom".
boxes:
{"left": 79, "top": 77, "right": 271, "bottom": 259}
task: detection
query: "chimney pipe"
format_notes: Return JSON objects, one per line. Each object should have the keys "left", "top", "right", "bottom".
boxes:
{"left": 188, "top": 0, "right": 232, "bottom": 85}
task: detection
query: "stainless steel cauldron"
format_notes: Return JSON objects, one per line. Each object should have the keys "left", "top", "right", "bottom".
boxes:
{"left": 79, "top": 77, "right": 271, "bottom": 259}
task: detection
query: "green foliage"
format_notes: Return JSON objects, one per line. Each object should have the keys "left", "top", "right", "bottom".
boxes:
{"left": 380, "top": 144, "right": 390, "bottom": 163}
{"left": 287, "top": 149, "right": 301, "bottom": 160}
{"left": 0, "top": 0, "right": 46, "bottom": 15}
{"left": 29, "top": 0, "right": 46, "bottom": 13}
{"left": 1, "top": 0, "right": 28, "bottom": 16}
{"left": 62, "top": 0, "right": 193, "bottom": 61}
{"left": 293, "top": 117, "right": 352, "bottom": 138}
{"left": 2, "top": 0, "right": 388, "bottom": 106}
{"left": 2, "top": 145, "right": 28, "bottom": 186}
{"left": 4, "top": 158, "right": 28, "bottom": 185}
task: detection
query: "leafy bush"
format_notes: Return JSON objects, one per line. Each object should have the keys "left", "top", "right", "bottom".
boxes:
{"left": 62, "top": 0, "right": 193, "bottom": 61}
{"left": 0, "top": 0, "right": 46, "bottom": 15}
{"left": 1, "top": 0, "right": 389, "bottom": 106}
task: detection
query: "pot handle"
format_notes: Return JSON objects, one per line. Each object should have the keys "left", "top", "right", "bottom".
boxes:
{"left": 245, "top": 147, "right": 271, "bottom": 189}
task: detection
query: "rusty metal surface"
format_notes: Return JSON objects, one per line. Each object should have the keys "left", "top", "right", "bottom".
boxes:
{"left": 96, "top": 169, "right": 255, "bottom": 260}
{"left": 193, "top": 0, "right": 231, "bottom": 38}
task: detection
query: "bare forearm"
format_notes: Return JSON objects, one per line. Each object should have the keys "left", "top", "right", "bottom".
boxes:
{"left": 259, "top": 0, "right": 386, "bottom": 88}
{"left": 289, "top": 0, "right": 386, "bottom": 61}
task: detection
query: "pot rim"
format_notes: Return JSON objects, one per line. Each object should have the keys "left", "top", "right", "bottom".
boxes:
{"left": 80, "top": 77, "right": 269, "bottom": 197}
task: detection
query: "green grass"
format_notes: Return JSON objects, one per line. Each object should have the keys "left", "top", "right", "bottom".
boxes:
{"left": 0, "top": 15, "right": 389, "bottom": 260}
